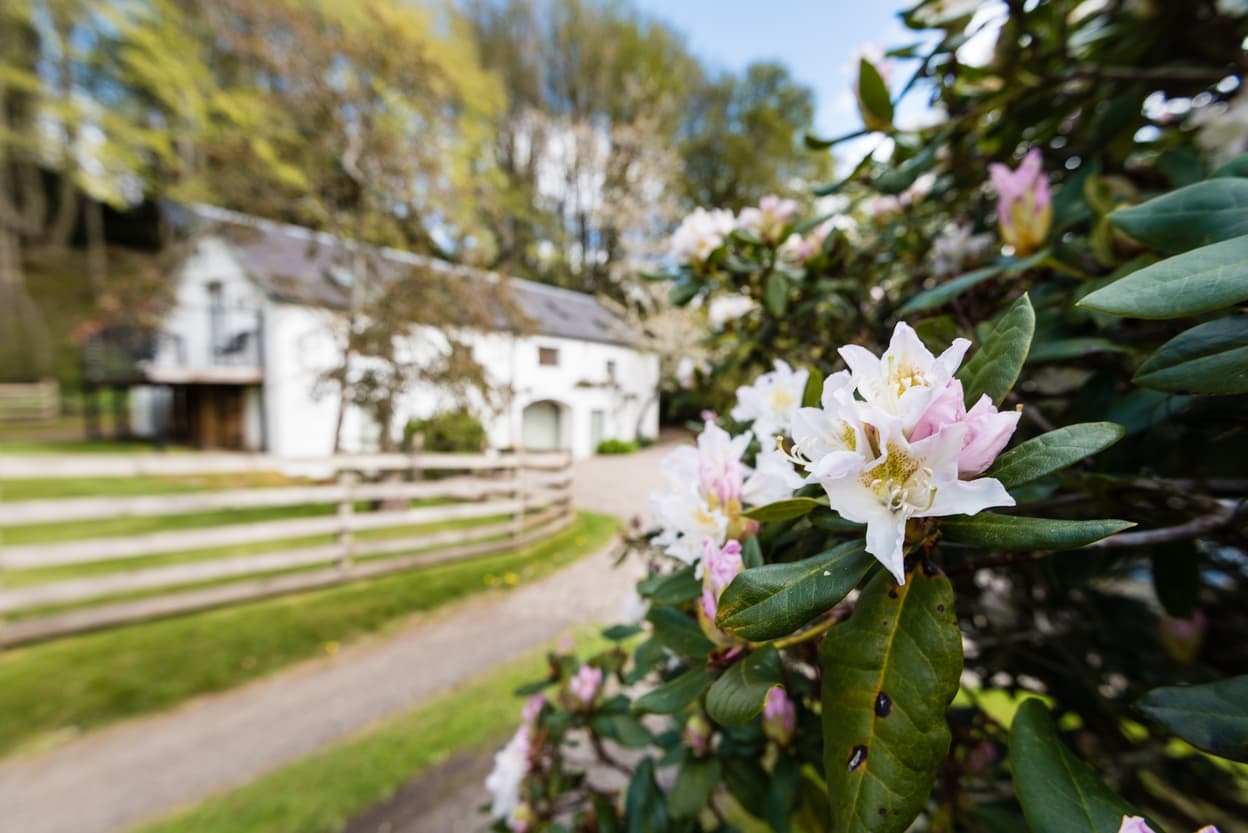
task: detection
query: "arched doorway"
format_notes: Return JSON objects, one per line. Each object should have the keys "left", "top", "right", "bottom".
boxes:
{"left": 521, "top": 400, "right": 565, "bottom": 450}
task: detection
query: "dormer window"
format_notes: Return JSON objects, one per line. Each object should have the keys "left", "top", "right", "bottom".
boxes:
{"left": 539, "top": 346, "right": 559, "bottom": 367}
{"left": 606, "top": 359, "right": 616, "bottom": 379}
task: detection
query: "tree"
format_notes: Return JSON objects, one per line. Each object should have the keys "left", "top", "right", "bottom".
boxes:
{"left": 679, "top": 61, "right": 834, "bottom": 211}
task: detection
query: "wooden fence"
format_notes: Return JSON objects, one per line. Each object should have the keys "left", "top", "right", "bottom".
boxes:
{"left": 0, "top": 450, "right": 574, "bottom": 646}
{"left": 0, "top": 379, "right": 59, "bottom": 421}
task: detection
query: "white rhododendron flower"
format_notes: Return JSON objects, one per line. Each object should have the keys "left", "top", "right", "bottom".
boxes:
{"left": 731, "top": 359, "right": 810, "bottom": 441}
{"left": 839, "top": 322, "right": 971, "bottom": 433}
{"left": 650, "top": 422, "right": 796, "bottom": 567}
{"left": 670, "top": 207, "right": 736, "bottom": 267}
{"left": 1119, "top": 816, "right": 1219, "bottom": 833}
{"left": 1191, "top": 87, "right": 1248, "bottom": 166}
{"left": 707, "top": 293, "right": 757, "bottom": 330}
{"left": 485, "top": 723, "right": 532, "bottom": 823}
{"left": 791, "top": 322, "right": 1017, "bottom": 584}
{"left": 737, "top": 194, "right": 799, "bottom": 243}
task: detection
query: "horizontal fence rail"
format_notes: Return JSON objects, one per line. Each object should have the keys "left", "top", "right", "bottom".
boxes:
{"left": 0, "top": 450, "right": 575, "bottom": 646}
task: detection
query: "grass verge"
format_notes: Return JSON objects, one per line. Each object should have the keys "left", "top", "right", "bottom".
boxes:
{"left": 135, "top": 626, "right": 613, "bottom": 833}
{"left": 0, "top": 511, "right": 617, "bottom": 757}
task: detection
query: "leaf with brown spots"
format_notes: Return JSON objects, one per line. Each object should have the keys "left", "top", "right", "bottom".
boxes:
{"left": 820, "top": 565, "right": 963, "bottom": 833}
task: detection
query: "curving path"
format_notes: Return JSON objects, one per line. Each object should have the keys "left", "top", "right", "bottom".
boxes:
{"left": 0, "top": 443, "right": 675, "bottom": 833}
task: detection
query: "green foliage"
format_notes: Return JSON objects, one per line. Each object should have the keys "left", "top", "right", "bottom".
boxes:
{"left": 984, "top": 423, "right": 1126, "bottom": 488}
{"left": 940, "top": 515, "right": 1134, "bottom": 551}
{"left": 1132, "top": 317, "right": 1248, "bottom": 395}
{"left": 403, "top": 410, "right": 487, "bottom": 453}
{"left": 1110, "top": 179, "right": 1248, "bottom": 253}
{"left": 957, "top": 293, "right": 1035, "bottom": 406}
{"left": 1009, "top": 700, "right": 1140, "bottom": 833}
{"left": 820, "top": 567, "right": 962, "bottom": 833}
{"left": 705, "top": 644, "right": 782, "bottom": 726}
{"left": 1138, "top": 676, "right": 1248, "bottom": 763}
{"left": 1078, "top": 235, "right": 1248, "bottom": 319}
{"left": 596, "top": 438, "right": 640, "bottom": 455}
{"left": 715, "top": 541, "right": 872, "bottom": 641}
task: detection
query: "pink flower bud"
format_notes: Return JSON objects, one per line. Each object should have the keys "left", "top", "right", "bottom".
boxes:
{"left": 569, "top": 664, "right": 603, "bottom": 706}
{"left": 1160, "top": 610, "right": 1207, "bottom": 665}
{"left": 684, "top": 714, "right": 713, "bottom": 756}
{"left": 522, "top": 693, "right": 545, "bottom": 724}
{"left": 912, "top": 380, "right": 1019, "bottom": 477}
{"left": 988, "top": 148, "right": 1053, "bottom": 256}
{"left": 762, "top": 686, "right": 797, "bottom": 746}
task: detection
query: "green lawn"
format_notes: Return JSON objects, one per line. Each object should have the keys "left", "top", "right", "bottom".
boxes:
{"left": 0, "top": 511, "right": 618, "bottom": 757}
{"left": 136, "top": 626, "right": 613, "bottom": 833}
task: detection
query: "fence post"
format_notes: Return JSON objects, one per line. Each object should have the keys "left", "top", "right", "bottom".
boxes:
{"left": 337, "top": 468, "right": 356, "bottom": 570}
{"left": 513, "top": 448, "right": 527, "bottom": 542}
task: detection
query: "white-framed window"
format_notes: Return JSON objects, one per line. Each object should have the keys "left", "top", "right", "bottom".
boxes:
{"left": 539, "top": 346, "right": 559, "bottom": 366}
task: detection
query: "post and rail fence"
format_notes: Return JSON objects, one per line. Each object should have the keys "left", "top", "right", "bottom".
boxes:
{"left": 0, "top": 450, "right": 574, "bottom": 647}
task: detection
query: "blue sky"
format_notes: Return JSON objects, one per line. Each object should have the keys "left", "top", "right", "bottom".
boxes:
{"left": 632, "top": 0, "right": 923, "bottom": 140}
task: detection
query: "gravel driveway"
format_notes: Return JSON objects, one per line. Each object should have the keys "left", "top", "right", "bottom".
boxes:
{"left": 0, "top": 443, "right": 675, "bottom": 833}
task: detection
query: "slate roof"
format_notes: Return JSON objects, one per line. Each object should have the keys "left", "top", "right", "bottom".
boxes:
{"left": 178, "top": 204, "right": 641, "bottom": 347}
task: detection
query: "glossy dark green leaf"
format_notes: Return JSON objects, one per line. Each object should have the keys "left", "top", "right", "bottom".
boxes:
{"left": 602, "top": 624, "right": 644, "bottom": 641}
{"left": 1138, "top": 675, "right": 1248, "bottom": 762}
{"left": 896, "top": 264, "right": 1002, "bottom": 316}
{"left": 1009, "top": 699, "right": 1139, "bottom": 833}
{"left": 1077, "top": 235, "right": 1248, "bottom": 319}
{"left": 741, "top": 535, "right": 763, "bottom": 569}
{"left": 639, "top": 566, "right": 701, "bottom": 605}
{"left": 940, "top": 514, "right": 1134, "bottom": 550}
{"left": 803, "top": 366, "right": 824, "bottom": 407}
{"left": 1106, "top": 388, "right": 1195, "bottom": 435}
{"left": 958, "top": 293, "right": 1035, "bottom": 406}
{"left": 1212, "top": 153, "right": 1248, "bottom": 178}
{"left": 1026, "top": 337, "right": 1130, "bottom": 363}
{"left": 765, "top": 272, "right": 789, "bottom": 317}
{"left": 625, "top": 757, "right": 669, "bottom": 833}
{"left": 722, "top": 757, "right": 769, "bottom": 819}
{"left": 669, "top": 278, "right": 701, "bottom": 307}
{"left": 1134, "top": 316, "right": 1248, "bottom": 395}
{"left": 821, "top": 566, "right": 962, "bottom": 833}
{"left": 766, "top": 755, "right": 801, "bottom": 833}
{"left": 633, "top": 665, "right": 716, "bottom": 715}
{"left": 716, "top": 541, "right": 872, "bottom": 641}
{"left": 647, "top": 606, "right": 714, "bottom": 659}
{"left": 591, "top": 712, "right": 653, "bottom": 748}
{"left": 741, "top": 496, "right": 823, "bottom": 522}
{"left": 985, "top": 422, "right": 1125, "bottom": 488}
{"left": 668, "top": 755, "right": 721, "bottom": 819}
{"left": 705, "top": 644, "right": 783, "bottom": 726}
{"left": 875, "top": 141, "right": 939, "bottom": 195}
{"left": 1110, "top": 179, "right": 1248, "bottom": 254}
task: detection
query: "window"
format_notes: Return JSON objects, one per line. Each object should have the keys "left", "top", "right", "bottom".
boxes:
{"left": 539, "top": 346, "right": 559, "bottom": 366}
{"left": 606, "top": 359, "right": 617, "bottom": 380}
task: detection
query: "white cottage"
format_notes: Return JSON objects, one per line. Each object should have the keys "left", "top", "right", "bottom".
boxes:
{"left": 98, "top": 205, "right": 659, "bottom": 459}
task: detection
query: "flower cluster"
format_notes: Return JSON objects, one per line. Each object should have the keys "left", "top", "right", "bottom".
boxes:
{"left": 649, "top": 421, "right": 801, "bottom": 565}
{"left": 669, "top": 194, "right": 807, "bottom": 268}
{"left": 698, "top": 537, "right": 743, "bottom": 638}
{"left": 485, "top": 694, "right": 545, "bottom": 831}
{"left": 788, "top": 323, "right": 1018, "bottom": 583}
{"left": 989, "top": 148, "right": 1052, "bottom": 256}
{"left": 730, "top": 359, "right": 809, "bottom": 441}
{"left": 1120, "top": 816, "right": 1219, "bottom": 833}
{"left": 930, "top": 221, "right": 995, "bottom": 278}
{"left": 669, "top": 207, "right": 735, "bottom": 268}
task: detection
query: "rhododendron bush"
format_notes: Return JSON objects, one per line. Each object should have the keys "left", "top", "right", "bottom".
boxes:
{"left": 484, "top": 2, "right": 1248, "bottom": 832}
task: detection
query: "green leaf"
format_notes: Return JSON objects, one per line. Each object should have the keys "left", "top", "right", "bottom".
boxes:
{"left": 705, "top": 644, "right": 783, "bottom": 725}
{"left": 638, "top": 567, "right": 701, "bottom": 605}
{"left": 985, "top": 422, "right": 1125, "bottom": 488}
{"left": 668, "top": 755, "right": 721, "bottom": 819}
{"left": 856, "top": 58, "right": 893, "bottom": 130}
{"left": 1026, "top": 337, "right": 1130, "bottom": 364}
{"left": 1077, "top": 235, "right": 1248, "bottom": 319}
{"left": 940, "top": 514, "right": 1134, "bottom": 550}
{"left": 764, "top": 272, "right": 789, "bottom": 317}
{"left": 625, "top": 757, "right": 669, "bottom": 833}
{"left": 1009, "top": 699, "right": 1140, "bottom": 833}
{"left": 741, "top": 535, "right": 763, "bottom": 569}
{"left": 821, "top": 565, "right": 962, "bottom": 833}
{"left": 1110, "top": 179, "right": 1248, "bottom": 254}
{"left": 1137, "top": 675, "right": 1248, "bottom": 763}
{"left": 716, "top": 541, "right": 872, "bottom": 641}
{"left": 1211, "top": 153, "right": 1248, "bottom": 178}
{"left": 741, "top": 496, "right": 824, "bottom": 522}
{"left": 803, "top": 366, "right": 824, "bottom": 408}
{"left": 632, "top": 665, "right": 716, "bottom": 715}
{"left": 1134, "top": 316, "right": 1248, "bottom": 395}
{"left": 723, "top": 757, "right": 769, "bottom": 819}
{"left": 875, "top": 141, "right": 940, "bottom": 196}
{"left": 958, "top": 293, "right": 1035, "bottom": 406}
{"left": 766, "top": 755, "right": 801, "bottom": 833}
{"left": 646, "top": 607, "right": 714, "bottom": 659}
{"left": 896, "top": 264, "right": 1002, "bottom": 317}
{"left": 1106, "top": 388, "right": 1194, "bottom": 435}
{"left": 669, "top": 277, "right": 701, "bottom": 307}
{"left": 591, "top": 712, "right": 654, "bottom": 748}
{"left": 602, "top": 624, "right": 644, "bottom": 641}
